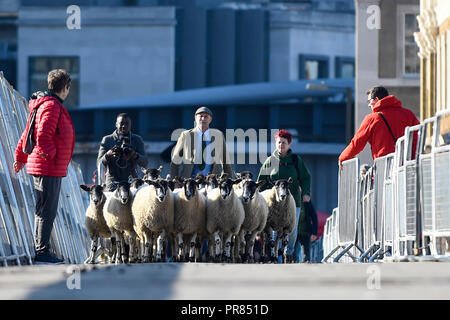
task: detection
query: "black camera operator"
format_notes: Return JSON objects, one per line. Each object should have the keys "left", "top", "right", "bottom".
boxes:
{"left": 97, "top": 113, "right": 148, "bottom": 191}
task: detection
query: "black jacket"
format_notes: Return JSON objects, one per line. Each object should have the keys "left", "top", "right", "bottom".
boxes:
{"left": 97, "top": 130, "right": 148, "bottom": 190}
{"left": 304, "top": 200, "right": 318, "bottom": 236}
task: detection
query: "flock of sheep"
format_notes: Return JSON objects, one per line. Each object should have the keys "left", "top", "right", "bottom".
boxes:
{"left": 81, "top": 166, "right": 297, "bottom": 264}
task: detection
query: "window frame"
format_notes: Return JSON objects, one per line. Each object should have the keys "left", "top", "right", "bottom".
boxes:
{"left": 335, "top": 56, "right": 355, "bottom": 78}
{"left": 396, "top": 5, "right": 420, "bottom": 78}
{"left": 298, "top": 54, "right": 329, "bottom": 80}
{"left": 28, "top": 56, "right": 80, "bottom": 108}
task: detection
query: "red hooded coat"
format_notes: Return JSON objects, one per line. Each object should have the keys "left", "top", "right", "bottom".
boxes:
{"left": 339, "top": 95, "right": 419, "bottom": 162}
{"left": 15, "top": 96, "right": 75, "bottom": 177}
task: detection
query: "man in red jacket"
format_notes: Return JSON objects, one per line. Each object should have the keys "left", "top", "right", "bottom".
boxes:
{"left": 339, "top": 86, "right": 419, "bottom": 168}
{"left": 14, "top": 69, "right": 75, "bottom": 264}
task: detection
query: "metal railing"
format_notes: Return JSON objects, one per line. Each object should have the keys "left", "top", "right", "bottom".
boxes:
{"left": 0, "top": 72, "right": 90, "bottom": 266}
{"left": 324, "top": 108, "right": 450, "bottom": 263}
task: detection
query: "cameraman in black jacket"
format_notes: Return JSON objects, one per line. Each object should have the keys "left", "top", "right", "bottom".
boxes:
{"left": 97, "top": 113, "right": 148, "bottom": 191}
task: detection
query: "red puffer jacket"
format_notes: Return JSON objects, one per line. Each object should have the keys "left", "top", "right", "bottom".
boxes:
{"left": 339, "top": 95, "right": 420, "bottom": 162}
{"left": 15, "top": 96, "right": 75, "bottom": 177}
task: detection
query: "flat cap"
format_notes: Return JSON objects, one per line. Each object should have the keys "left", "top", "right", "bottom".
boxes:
{"left": 195, "top": 106, "right": 213, "bottom": 116}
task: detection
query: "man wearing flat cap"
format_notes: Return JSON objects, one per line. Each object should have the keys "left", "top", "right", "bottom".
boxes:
{"left": 170, "top": 106, "right": 233, "bottom": 178}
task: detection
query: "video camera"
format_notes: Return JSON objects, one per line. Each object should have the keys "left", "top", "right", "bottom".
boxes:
{"left": 112, "top": 137, "right": 135, "bottom": 168}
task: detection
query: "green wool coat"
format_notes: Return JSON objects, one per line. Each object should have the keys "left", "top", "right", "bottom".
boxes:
{"left": 257, "top": 149, "right": 311, "bottom": 235}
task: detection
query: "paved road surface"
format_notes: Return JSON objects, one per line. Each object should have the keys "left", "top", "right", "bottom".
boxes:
{"left": 1, "top": 261, "right": 450, "bottom": 300}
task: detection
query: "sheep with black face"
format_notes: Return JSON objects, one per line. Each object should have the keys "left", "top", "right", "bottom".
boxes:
{"left": 81, "top": 184, "right": 112, "bottom": 264}
{"left": 132, "top": 178, "right": 174, "bottom": 262}
{"left": 260, "top": 178, "right": 296, "bottom": 263}
{"left": 173, "top": 177, "right": 206, "bottom": 262}
{"left": 237, "top": 179, "right": 268, "bottom": 263}
{"left": 206, "top": 177, "right": 245, "bottom": 263}
{"left": 103, "top": 181, "right": 136, "bottom": 264}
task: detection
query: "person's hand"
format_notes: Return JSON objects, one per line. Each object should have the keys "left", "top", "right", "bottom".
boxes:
{"left": 123, "top": 149, "right": 136, "bottom": 161}
{"left": 13, "top": 161, "right": 25, "bottom": 173}
{"left": 37, "top": 152, "right": 46, "bottom": 159}
{"left": 338, "top": 160, "right": 343, "bottom": 170}
{"left": 106, "top": 148, "right": 120, "bottom": 159}
{"left": 302, "top": 194, "right": 310, "bottom": 202}
{"left": 310, "top": 234, "right": 317, "bottom": 242}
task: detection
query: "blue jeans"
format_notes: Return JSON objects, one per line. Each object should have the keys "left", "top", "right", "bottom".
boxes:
{"left": 286, "top": 207, "right": 301, "bottom": 256}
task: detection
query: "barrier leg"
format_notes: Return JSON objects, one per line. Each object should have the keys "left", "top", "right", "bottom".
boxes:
{"left": 322, "top": 245, "right": 341, "bottom": 263}
{"left": 333, "top": 243, "right": 355, "bottom": 263}
{"left": 368, "top": 246, "right": 384, "bottom": 262}
{"left": 358, "top": 244, "right": 378, "bottom": 263}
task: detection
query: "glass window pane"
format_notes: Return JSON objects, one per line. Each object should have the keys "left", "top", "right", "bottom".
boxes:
{"left": 405, "top": 44, "right": 420, "bottom": 74}
{"left": 305, "top": 60, "right": 319, "bottom": 79}
{"left": 341, "top": 62, "right": 354, "bottom": 78}
{"left": 29, "top": 57, "right": 79, "bottom": 108}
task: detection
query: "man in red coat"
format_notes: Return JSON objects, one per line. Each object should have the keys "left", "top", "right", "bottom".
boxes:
{"left": 339, "top": 86, "right": 419, "bottom": 167}
{"left": 14, "top": 69, "right": 75, "bottom": 264}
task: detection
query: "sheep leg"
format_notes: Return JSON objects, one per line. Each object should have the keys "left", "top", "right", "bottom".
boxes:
{"left": 95, "top": 238, "right": 108, "bottom": 263}
{"left": 143, "top": 231, "right": 151, "bottom": 263}
{"left": 214, "top": 232, "right": 222, "bottom": 262}
{"left": 85, "top": 237, "right": 98, "bottom": 264}
{"left": 280, "top": 232, "right": 289, "bottom": 264}
{"left": 195, "top": 237, "right": 203, "bottom": 262}
{"left": 177, "top": 233, "right": 185, "bottom": 262}
{"left": 127, "top": 234, "right": 137, "bottom": 263}
{"left": 156, "top": 230, "right": 166, "bottom": 262}
{"left": 189, "top": 233, "right": 197, "bottom": 262}
{"left": 238, "top": 230, "right": 247, "bottom": 263}
{"left": 110, "top": 237, "right": 117, "bottom": 264}
{"left": 274, "top": 233, "right": 283, "bottom": 264}
{"left": 265, "top": 228, "right": 276, "bottom": 263}
{"left": 170, "top": 233, "right": 177, "bottom": 262}
{"left": 247, "top": 231, "right": 258, "bottom": 263}
{"left": 208, "top": 235, "right": 215, "bottom": 262}
{"left": 115, "top": 235, "right": 123, "bottom": 264}
{"left": 224, "top": 233, "right": 233, "bottom": 263}
{"left": 134, "top": 237, "right": 142, "bottom": 263}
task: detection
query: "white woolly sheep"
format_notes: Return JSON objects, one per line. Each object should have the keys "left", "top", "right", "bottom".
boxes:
{"left": 103, "top": 181, "right": 136, "bottom": 264}
{"left": 173, "top": 177, "right": 206, "bottom": 262}
{"left": 206, "top": 177, "right": 245, "bottom": 263}
{"left": 236, "top": 179, "right": 268, "bottom": 263}
{"left": 81, "top": 184, "right": 112, "bottom": 264}
{"left": 260, "top": 177, "right": 296, "bottom": 263}
{"left": 132, "top": 178, "right": 174, "bottom": 262}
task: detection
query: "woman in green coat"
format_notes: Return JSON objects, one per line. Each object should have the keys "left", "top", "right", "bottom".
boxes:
{"left": 257, "top": 129, "right": 317, "bottom": 262}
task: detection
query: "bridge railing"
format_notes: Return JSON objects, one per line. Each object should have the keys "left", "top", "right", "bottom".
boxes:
{"left": 324, "top": 109, "right": 450, "bottom": 263}
{"left": 0, "top": 72, "right": 90, "bottom": 266}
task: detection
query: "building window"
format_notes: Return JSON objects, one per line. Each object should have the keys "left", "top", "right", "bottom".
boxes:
{"left": 397, "top": 5, "right": 420, "bottom": 77}
{"left": 299, "top": 54, "right": 329, "bottom": 79}
{"left": 28, "top": 57, "right": 79, "bottom": 108}
{"left": 404, "top": 13, "right": 420, "bottom": 75}
{"left": 335, "top": 57, "right": 355, "bottom": 78}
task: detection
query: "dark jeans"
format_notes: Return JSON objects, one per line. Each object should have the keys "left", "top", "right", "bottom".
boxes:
{"left": 294, "top": 233, "right": 311, "bottom": 262}
{"left": 33, "top": 175, "right": 62, "bottom": 253}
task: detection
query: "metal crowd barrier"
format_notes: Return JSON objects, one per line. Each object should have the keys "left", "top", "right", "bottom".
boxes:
{"left": 325, "top": 108, "right": 450, "bottom": 264}
{"left": 391, "top": 125, "right": 422, "bottom": 259}
{"left": 0, "top": 71, "right": 90, "bottom": 266}
{"left": 322, "top": 158, "right": 363, "bottom": 263}
{"left": 421, "top": 110, "right": 450, "bottom": 257}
